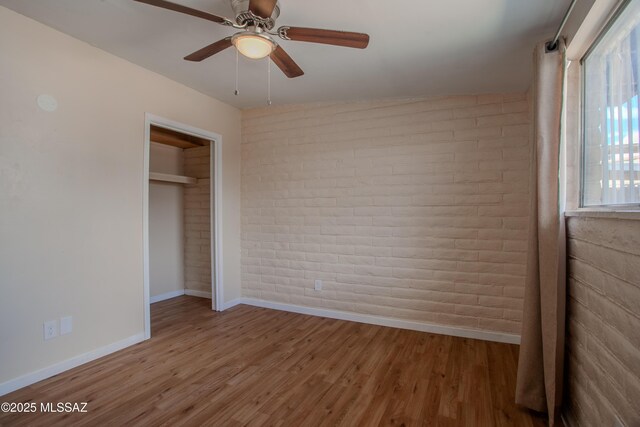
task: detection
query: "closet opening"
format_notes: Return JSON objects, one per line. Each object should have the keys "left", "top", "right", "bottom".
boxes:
{"left": 142, "top": 114, "right": 223, "bottom": 339}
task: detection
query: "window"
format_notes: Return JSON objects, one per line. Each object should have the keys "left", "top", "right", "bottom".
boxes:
{"left": 582, "top": 0, "right": 640, "bottom": 206}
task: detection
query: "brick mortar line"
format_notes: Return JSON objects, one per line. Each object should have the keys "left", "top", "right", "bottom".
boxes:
{"left": 567, "top": 294, "right": 640, "bottom": 385}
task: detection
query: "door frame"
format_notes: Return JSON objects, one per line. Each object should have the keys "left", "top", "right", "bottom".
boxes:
{"left": 142, "top": 113, "right": 224, "bottom": 339}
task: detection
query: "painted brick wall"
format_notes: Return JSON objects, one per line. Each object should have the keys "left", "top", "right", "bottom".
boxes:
{"left": 241, "top": 94, "right": 531, "bottom": 334}
{"left": 563, "top": 215, "right": 640, "bottom": 427}
{"left": 184, "top": 145, "right": 212, "bottom": 299}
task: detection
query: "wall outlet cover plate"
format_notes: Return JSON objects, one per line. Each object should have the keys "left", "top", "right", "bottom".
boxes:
{"left": 60, "top": 316, "right": 72, "bottom": 335}
{"left": 44, "top": 320, "right": 58, "bottom": 340}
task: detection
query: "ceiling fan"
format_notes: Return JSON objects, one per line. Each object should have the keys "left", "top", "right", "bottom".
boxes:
{"left": 134, "top": 0, "right": 370, "bottom": 78}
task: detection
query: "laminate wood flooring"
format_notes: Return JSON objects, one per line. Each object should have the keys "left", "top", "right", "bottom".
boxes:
{"left": 0, "top": 296, "right": 546, "bottom": 426}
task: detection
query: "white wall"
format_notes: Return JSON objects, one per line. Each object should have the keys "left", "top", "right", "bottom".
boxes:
{"left": 0, "top": 6, "right": 242, "bottom": 388}
{"left": 564, "top": 214, "right": 640, "bottom": 426}
{"left": 149, "top": 143, "right": 184, "bottom": 298}
{"left": 241, "top": 94, "right": 531, "bottom": 336}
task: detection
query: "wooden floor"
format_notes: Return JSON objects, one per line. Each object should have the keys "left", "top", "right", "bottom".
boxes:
{"left": 0, "top": 297, "right": 545, "bottom": 426}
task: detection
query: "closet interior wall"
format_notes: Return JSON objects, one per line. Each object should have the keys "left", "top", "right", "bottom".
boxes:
{"left": 148, "top": 135, "right": 213, "bottom": 306}
{"left": 149, "top": 143, "right": 186, "bottom": 299}
{"left": 184, "top": 145, "right": 214, "bottom": 305}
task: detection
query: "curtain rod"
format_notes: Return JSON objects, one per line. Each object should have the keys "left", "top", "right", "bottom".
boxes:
{"left": 547, "top": 0, "right": 578, "bottom": 52}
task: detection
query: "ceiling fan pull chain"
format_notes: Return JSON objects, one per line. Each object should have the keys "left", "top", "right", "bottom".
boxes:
{"left": 234, "top": 49, "right": 240, "bottom": 96}
{"left": 267, "top": 56, "right": 272, "bottom": 106}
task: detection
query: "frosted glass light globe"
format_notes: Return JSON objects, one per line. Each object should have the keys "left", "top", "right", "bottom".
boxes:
{"left": 232, "top": 33, "right": 276, "bottom": 59}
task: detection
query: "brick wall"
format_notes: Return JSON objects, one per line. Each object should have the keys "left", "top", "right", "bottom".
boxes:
{"left": 241, "top": 94, "right": 531, "bottom": 335}
{"left": 184, "top": 145, "right": 213, "bottom": 300}
{"left": 563, "top": 215, "right": 640, "bottom": 426}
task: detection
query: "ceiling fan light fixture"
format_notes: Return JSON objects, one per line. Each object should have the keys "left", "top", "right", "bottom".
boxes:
{"left": 136, "top": 0, "right": 370, "bottom": 78}
{"left": 231, "top": 32, "right": 276, "bottom": 59}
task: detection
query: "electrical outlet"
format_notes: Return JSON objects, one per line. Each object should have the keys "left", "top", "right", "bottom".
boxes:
{"left": 44, "top": 320, "right": 58, "bottom": 341}
{"left": 60, "top": 316, "right": 73, "bottom": 335}
{"left": 314, "top": 279, "right": 322, "bottom": 291}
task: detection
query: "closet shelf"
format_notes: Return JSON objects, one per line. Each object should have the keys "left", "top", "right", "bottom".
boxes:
{"left": 149, "top": 172, "right": 197, "bottom": 185}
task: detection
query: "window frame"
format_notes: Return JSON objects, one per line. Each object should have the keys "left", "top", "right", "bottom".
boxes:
{"left": 579, "top": 0, "right": 640, "bottom": 209}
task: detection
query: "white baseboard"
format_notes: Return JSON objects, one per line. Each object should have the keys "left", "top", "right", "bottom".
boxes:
{"left": 0, "top": 332, "right": 145, "bottom": 397}
{"left": 220, "top": 298, "right": 243, "bottom": 311}
{"left": 184, "top": 289, "right": 212, "bottom": 299}
{"left": 150, "top": 289, "right": 185, "bottom": 304}
{"left": 239, "top": 298, "right": 521, "bottom": 345}
{"left": 150, "top": 289, "right": 212, "bottom": 303}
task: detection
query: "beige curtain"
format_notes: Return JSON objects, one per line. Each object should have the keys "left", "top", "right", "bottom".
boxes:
{"left": 515, "top": 40, "right": 567, "bottom": 426}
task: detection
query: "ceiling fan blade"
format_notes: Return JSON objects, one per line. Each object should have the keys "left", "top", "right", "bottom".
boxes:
{"left": 270, "top": 45, "right": 304, "bottom": 78}
{"left": 280, "top": 27, "right": 370, "bottom": 49}
{"left": 184, "top": 37, "right": 233, "bottom": 61}
{"left": 248, "top": 0, "right": 277, "bottom": 18}
{"left": 134, "top": 0, "right": 229, "bottom": 25}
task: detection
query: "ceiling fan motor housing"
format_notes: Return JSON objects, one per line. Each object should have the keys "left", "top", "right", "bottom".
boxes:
{"left": 231, "top": 0, "right": 280, "bottom": 29}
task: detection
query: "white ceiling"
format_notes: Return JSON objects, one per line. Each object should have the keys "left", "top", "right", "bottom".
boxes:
{"left": 0, "top": 0, "right": 570, "bottom": 108}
